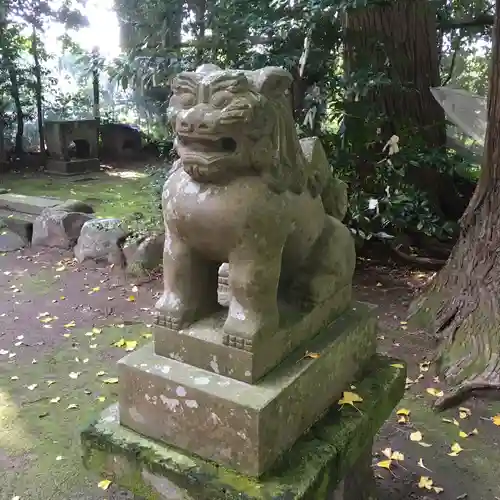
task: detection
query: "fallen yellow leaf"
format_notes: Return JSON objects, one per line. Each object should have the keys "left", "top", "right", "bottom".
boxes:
{"left": 113, "top": 338, "right": 125, "bottom": 348}
{"left": 426, "top": 387, "right": 444, "bottom": 397}
{"left": 92, "top": 327, "right": 102, "bottom": 334}
{"left": 69, "top": 372, "right": 81, "bottom": 379}
{"left": 375, "top": 459, "right": 392, "bottom": 470}
{"left": 64, "top": 321, "right": 76, "bottom": 328}
{"left": 97, "top": 479, "right": 112, "bottom": 490}
{"left": 459, "top": 407, "right": 471, "bottom": 419}
{"left": 396, "top": 408, "right": 410, "bottom": 416}
{"left": 419, "top": 442, "right": 432, "bottom": 447}
{"left": 418, "top": 476, "right": 433, "bottom": 490}
{"left": 103, "top": 377, "right": 119, "bottom": 384}
{"left": 50, "top": 397, "right": 61, "bottom": 403}
{"left": 492, "top": 414, "right": 500, "bottom": 426}
{"left": 303, "top": 351, "right": 321, "bottom": 360}
{"left": 410, "top": 431, "right": 423, "bottom": 442}
{"left": 390, "top": 363, "right": 405, "bottom": 369}
{"left": 448, "top": 442, "right": 463, "bottom": 456}
{"left": 127, "top": 295, "right": 136, "bottom": 302}
{"left": 417, "top": 458, "right": 431, "bottom": 471}
{"left": 125, "top": 340, "right": 138, "bottom": 351}
{"left": 338, "top": 391, "right": 363, "bottom": 410}
{"left": 66, "top": 404, "right": 79, "bottom": 410}
{"left": 442, "top": 418, "right": 460, "bottom": 426}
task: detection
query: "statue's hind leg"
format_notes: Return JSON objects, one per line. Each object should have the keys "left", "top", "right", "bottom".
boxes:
{"left": 289, "top": 216, "right": 356, "bottom": 312}
{"left": 155, "top": 228, "right": 219, "bottom": 330}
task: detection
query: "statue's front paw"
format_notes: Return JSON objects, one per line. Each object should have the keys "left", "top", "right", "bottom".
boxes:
{"left": 155, "top": 314, "right": 183, "bottom": 330}
{"left": 222, "top": 309, "right": 278, "bottom": 351}
{"left": 154, "top": 292, "right": 193, "bottom": 331}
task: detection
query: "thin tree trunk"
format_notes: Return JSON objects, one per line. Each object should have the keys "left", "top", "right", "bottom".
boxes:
{"left": 0, "top": 112, "right": 5, "bottom": 164}
{"left": 409, "top": 0, "right": 500, "bottom": 409}
{"left": 31, "top": 27, "right": 45, "bottom": 155}
{"left": 7, "top": 66, "right": 23, "bottom": 156}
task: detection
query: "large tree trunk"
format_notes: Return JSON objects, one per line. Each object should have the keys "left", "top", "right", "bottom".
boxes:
{"left": 409, "top": 0, "right": 500, "bottom": 409}
{"left": 344, "top": 0, "right": 445, "bottom": 147}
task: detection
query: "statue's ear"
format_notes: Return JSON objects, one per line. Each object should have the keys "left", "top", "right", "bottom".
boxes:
{"left": 254, "top": 67, "right": 293, "bottom": 98}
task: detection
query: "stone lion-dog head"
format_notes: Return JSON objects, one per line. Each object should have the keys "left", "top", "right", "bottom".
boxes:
{"left": 168, "top": 63, "right": 307, "bottom": 194}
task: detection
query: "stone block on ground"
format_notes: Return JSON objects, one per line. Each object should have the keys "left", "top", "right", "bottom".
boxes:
{"left": 32, "top": 209, "right": 94, "bottom": 249}
{"left": 81, "top": 355, "right": 406, "bottom": 500}
{"left": 0, "top": 209, "right": 35, "bottom": 241}
{"left": 0, "top": 228, "right": 28, "bottom": 251}
{"left": 125, "top": 232, "right": 164, "bottom": 277}
{"left": 74, "top": 218, "right": 128, "bottom": 264}
{"left": 118, "top": 303, "right": 376, "bottom": 476}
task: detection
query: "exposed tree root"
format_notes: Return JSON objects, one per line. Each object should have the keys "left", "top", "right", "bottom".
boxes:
{"left": 434, "top": 381, "right": 500, "bottom": 410}
{"left": 390, "top": 244, "right": 446, "bottom": 270}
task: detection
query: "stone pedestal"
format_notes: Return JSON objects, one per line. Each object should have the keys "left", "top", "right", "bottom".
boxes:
{"left": 118, "top": 304, "right": 376, "bottom": 476}
{"left": 81, "top": 355, "right": 406, "bottom": 499}
{"left": 46, "top": 158, "right": 101, "bottom": 176}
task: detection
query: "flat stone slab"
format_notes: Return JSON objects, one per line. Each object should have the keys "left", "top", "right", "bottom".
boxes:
{"left": 118, "top": 303, "right": 377, "bottom": 476}
{"left": 0, "top": 193, "right": 62, "bottom": 215}
{"left": 82, "top": 355, "right": 406, "bottom": 499}
{"left": 155, "top": 286, "right": 352, "bottom": 384}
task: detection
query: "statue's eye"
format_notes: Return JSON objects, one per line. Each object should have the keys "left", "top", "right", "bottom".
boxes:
{"left": 211, "top": 91, "right": 232, "bottom": 109}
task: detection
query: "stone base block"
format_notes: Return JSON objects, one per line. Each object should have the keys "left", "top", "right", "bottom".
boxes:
{"left": 81, "top": 355, "right": 406, "bottom": 499}
{"left": 0, "top": 209, "right": 35, "bottom": 241}
{"left": 46, "top": 158, "right": 101, "bottom": 175}
{"left": 118, "top": 304, "right": 377, "bottom": 476}
{"left": 155, "top": 288, "right": 353, "bottom": 384}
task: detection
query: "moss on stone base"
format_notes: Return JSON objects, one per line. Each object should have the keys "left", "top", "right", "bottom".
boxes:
{"left": 81, "top": 355, "right": 405, "bottom": 499}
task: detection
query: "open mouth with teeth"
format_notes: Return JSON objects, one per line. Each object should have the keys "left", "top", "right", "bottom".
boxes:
{"left": 177, "top": 134, "right": 237, "bottom": 154}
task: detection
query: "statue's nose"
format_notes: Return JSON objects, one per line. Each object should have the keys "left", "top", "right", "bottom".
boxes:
{"left": 178, "top": 105, "right": 213, "bottom": 133}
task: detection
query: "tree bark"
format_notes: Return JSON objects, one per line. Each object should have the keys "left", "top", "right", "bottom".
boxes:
{"left": 410, "top": 0, "right": 500, "bottom": 409}
{"left": 344, "top": 0, "right": 445, "bottom": 148}
{"left": 31, "top": 27, "right": 45, "bottom": 155}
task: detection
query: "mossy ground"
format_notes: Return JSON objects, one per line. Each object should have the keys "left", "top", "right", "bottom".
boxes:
{"left": 0, "top": 246, "right": 499, "bottom": 499}
{"left": 0, "top": 323, "right": 154, "bottom": 500}
{"left": 0, "top": 169, "right": 155, "bottom": 220}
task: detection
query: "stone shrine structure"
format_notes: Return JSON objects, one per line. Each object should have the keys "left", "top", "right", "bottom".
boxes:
{"left": 82, "top": 64, "right": 405, "bottom": 499}
{"left": 100, "top": 123, "right": 142, "bottom": 159}
{"left": 44, "top": 119, "right": 101, "bottom": 175}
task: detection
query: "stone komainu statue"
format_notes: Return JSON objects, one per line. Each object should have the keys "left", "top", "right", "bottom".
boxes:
{"left": 156, "top": 63, "right": 356, "bottom": 349}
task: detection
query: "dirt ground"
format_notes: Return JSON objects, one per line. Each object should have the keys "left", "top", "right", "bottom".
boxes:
{"left": 0, "top": 248, "right": 499, "bottom": 500}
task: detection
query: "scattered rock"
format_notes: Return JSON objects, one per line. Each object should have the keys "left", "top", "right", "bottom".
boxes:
{"left": 125, "top": 233, "right": 164, "bottom": 277}
{"left": 0, "top": 228, "right": 27, "bottom": 251}
{"left": 32, "top": 209, "right": 94, "bottom": 249}
{"left": 74, "top": 218, "right": 128, "bottom": 264}
{"left": 54, "top": 199, "right": 94, "bottom": 214}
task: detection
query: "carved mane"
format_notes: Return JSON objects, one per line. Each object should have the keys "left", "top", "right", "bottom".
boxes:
{"left": 245, "top": 67, "right": 309, "bottom": 195}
